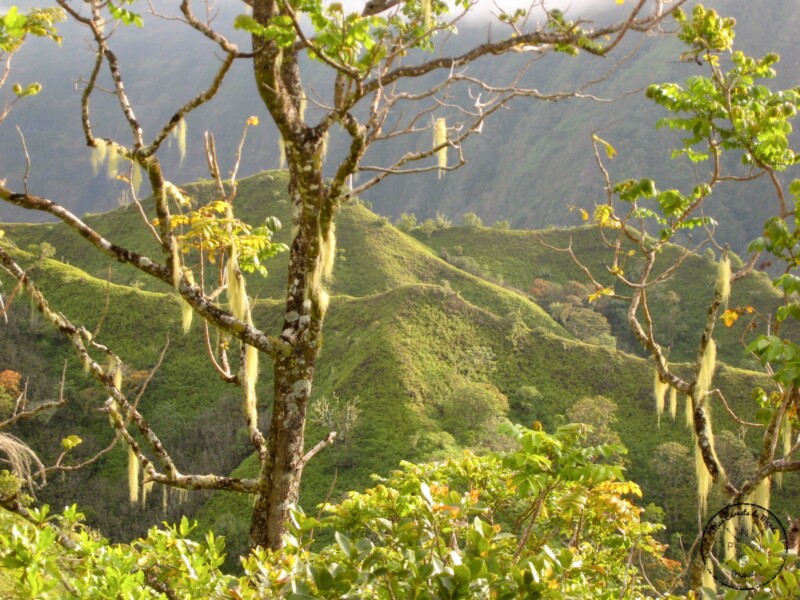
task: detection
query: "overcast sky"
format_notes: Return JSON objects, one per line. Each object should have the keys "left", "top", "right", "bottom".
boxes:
{"left": 0, "top": 1, "right": 631, "bottom": 19}
{"left": 342, "top": 0, "right": 630, "bottom": 19}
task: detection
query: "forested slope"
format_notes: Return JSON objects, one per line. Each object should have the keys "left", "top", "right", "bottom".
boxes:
{"left": 1, "top": 170, "right": 793, "bottom": 561}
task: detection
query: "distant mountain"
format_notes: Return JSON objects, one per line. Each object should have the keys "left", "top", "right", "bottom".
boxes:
{"left": 1, "top": 170, "right": 794, "bottom": 562}
{"left": 2, "top": 1, "right": 798, "bottom": 257}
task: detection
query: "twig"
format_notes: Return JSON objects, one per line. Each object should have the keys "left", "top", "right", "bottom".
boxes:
{"left": 15, "top": 127, "right": 31, "bottom": 194}
{"left": 0, "top": 361, "right": 68, "bottom": 430}
{"left": 708, "top": 388, "right": 762, "bottom": 429}
{"left": 302, "top": 431, "right": 337, "bottom": 464}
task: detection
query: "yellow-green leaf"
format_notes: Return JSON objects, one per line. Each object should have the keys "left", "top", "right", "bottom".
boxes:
{"left": 592, "top": 134, "right": 617, "bottom": 159}
{"left": 61, "top": 435, "right": 83, "bottom": 451}
{"left": 588, "top": 287, "right": 614, "bottom": 303}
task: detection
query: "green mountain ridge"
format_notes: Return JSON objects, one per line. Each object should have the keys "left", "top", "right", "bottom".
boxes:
{"left": 0, "top": 169, "right": 794, "bottom": 564}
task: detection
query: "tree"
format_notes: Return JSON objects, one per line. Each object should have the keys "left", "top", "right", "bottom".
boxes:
{"left": 650, "top": 441, "right": 694, "bottom": 525}
{"left": 0, "top": 0, "right": 689, "bottom": 552}
{"left": 441, "top": 380, "right": 508, "bottom": 445}
{"left": 394, "top": 211, "right": 417, "bottom": 232}
{"left": 566, "top": 395, "right": 622, "bottom": 446}
{"left": 559, "top": 5, "right": 800, "bottom": 592}
{"left": 461, "top": 211, "right": 482, "bottom": 227}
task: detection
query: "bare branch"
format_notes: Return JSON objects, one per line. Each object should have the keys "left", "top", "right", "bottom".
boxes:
{"left": 302, "top": 431, "right": 336, "bottom": 465}
{"left": 179, "top": 0, "right": 241, "bottom": 55}
{"left": 0, "top": 186, "right": 286, "bottom": 357}
{"left": 0, "top": 361, "right": 68, "bottom": 431}
{"left": 361, "top": 1, "right": 688, "bottom": 96}
{"left": 143, "top": 52, "right": 236, "bottom": 158}
{"left": 708, "top": 388, "right": 763, "bottom": 429}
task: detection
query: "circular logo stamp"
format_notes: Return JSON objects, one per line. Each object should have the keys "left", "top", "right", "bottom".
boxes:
{"left": 701, "top": 503, "right": 788, "bottom": 590}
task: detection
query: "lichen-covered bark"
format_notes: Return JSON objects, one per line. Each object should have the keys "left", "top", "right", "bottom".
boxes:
{"left": 247, "top": 6, "right": 335, "bottom": 542}
{"left": 248, "top": 152, "right": 331, "bottom": 548}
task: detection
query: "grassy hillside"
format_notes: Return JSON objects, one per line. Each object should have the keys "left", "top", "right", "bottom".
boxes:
{"left": 412, "top": 224, "right": 788, "bottom": 368}
{"left": 1, "top": 170, "right": 795, "bottom": 565}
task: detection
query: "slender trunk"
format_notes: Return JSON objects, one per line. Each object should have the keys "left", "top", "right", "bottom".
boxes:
{"left": 248, "top": 134, "right": 331, "bottom": 549}
{"left": 248, "top": 353, "right": 315, "bottom": 549}
{"left": 248, "top": 229, "right": 320, "bottom": 549}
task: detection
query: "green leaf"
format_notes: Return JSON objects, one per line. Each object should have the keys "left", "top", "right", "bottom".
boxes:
{"left": 776, "top": 304, "right": 800, "bottom": 323}
{"left": 179, "top": 516, "right": 192, "bottom": 537}
{"left": 12, "top": 82, "right": 42, "bottom": 97}
{"left": 314, "top": 566, "right": 335, "bottom": 591}
{"left": 108, "top": 4, "right": 143, "bottom": 27}
{"left": 335, "top": 531, "right": 355, "bottom": 559}
{"left": 789, "top": 179, "right": 800, "bottom": 199}
{"left": 592, "top": 134, "right": 617, "bottom": 160}
{"left": 60, "top": 435, "right": 83, "bottom": 451}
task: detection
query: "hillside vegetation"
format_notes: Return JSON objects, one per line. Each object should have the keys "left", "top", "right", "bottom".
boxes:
{"left": 1, "top": 170, "right": 793, "bottom": 562}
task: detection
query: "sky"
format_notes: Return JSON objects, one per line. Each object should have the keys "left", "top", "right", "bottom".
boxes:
{"left": 0, "top": 1, "right": 628, "bottom": 19}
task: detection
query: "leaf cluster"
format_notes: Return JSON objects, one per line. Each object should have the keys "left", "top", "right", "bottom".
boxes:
{"left": 158, "top": 199, "right": 288, "bottom": 277}
{"left": 0, "top": 6, "right": 64, "bottom": 53}
{"left": 0, "top": 424, "right": 671, "bottom": 598}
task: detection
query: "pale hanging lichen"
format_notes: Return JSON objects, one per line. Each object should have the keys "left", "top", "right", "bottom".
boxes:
{"left": 226, "top": 248, "right": 248, "bottom": 322}
{"left": 668, "top": 386, "right": 678, "bottom": 421}
{"left": 782, "top": 417, "right": 792, "bottom": 457}
{"left": 654, "top": 370, "right": 668, "bottom": 427}
{"left": 278, "top": 136, "right": 287, "bottom": 170}
{"left": 106, "top": 142, "right": 120, "bottom": 179}
{"left": 170, "top": 238, "right": 181, "bottom": 290}
{"left": 422, "top": 0, "right": 432, "bottom": 28}
{"left": 752, "top": 476, "right": 771, "bottom": 510}
{"left": 164, "top": 181, "right": 190, "bottom": 207}
{"left": 320, "top": 130, "right": 329, "bottom": 163}
{"left": 696, "top": 338, "right": 717, "bottom": 401}
{"left": 701, "top": 561, "right": 717, "bottom": 594}
{"left": 160, "top": 486, "right": 188, "bottom": 515}
{"left": 107, "top": 356, "right": 122, "bottom": 427}
{"left": 130, "top": 161, "right": 143, "bottom": 196}
{"left": 320, "top": 222, "right": 336, "bottom": 282}
{"left": 127, "top": 445, "right": 139, "bottom": 505}
{"left": 141, "top": 480, "right": 154, "bottom": 508}
{"left": 776, "top": 418, "right": 793, "bottom": 488}
{"left": 695, "top": 440, "right": 712, "bottom": 514}
{"left": 181, "top": 269, "right": 194, "bottom": 334}
{"left": 175, "top": 117, "right": 187, "bottom": 163}
{"left": 244, "top": 344, "right": 259, "bottom": 423}
{"left": 434, "top": 118, "right": 447, "bottom": 178}
{"left": 723, "top": 521, "right": 737, "bottom": 562}
{"left": 112, "top": 360, "right": 122, "bottom": 391}
{"left": 717, "top": 255, "right": 731, "bottom": 307}
{"left": 90, "top": 139, "right": 125, "bottom": 180}
{"left": 317, "top": 288, "right": 330, "bottom": 316}
{"left": 90, "top": 139, "right": 108, "bottom": 176}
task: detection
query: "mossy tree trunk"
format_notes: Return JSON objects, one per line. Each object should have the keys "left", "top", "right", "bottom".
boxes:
{"left": 248, "top": 1, "right": 342, "bottom": 547}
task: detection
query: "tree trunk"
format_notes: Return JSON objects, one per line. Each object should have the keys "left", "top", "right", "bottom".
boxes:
{"left": 248, "top": 125, "right": 331, "bottom": 548}
{"left": 248, "top": 353, "right": 314, "bottom": 549}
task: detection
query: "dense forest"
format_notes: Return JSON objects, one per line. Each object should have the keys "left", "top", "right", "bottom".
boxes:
{"left": 1, "top": 1, "right": 799, "bottom": 598}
